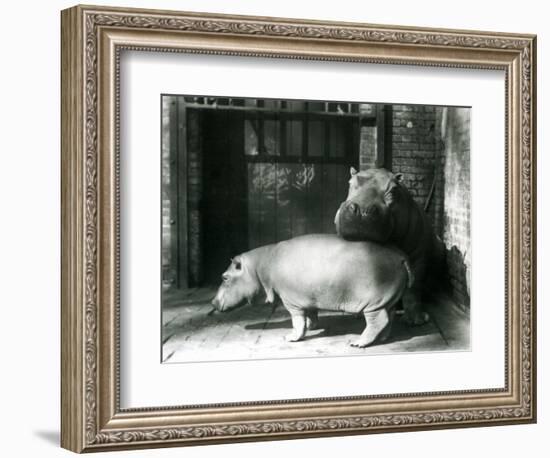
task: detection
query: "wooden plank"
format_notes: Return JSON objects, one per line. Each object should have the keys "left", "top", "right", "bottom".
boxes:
{"left": 306, "top": 163, "right": 324, "bottom": 234}
{"left": 178, "top": 101, "right": 371, "bottom": 119}
{"left": 262, "top": 163, "right": 278, "bottom": 245}
{"left": 383, "top": 104, "right": 393, "bottom": 170}
{"left": 177, "top": 98, "right": 189, "bottom": 289}
{"left": 247, "top": 163, "right": 260, "bottom": 250}
{"left": 257, "top": 163, "right": 267, "bottom": 247}
{"left": 168, "top": 97, "right": 179, "bottom": 288}
{"left": 291, "top": 164, "right": 310, "bottom": 237}
{"left": 327, "top": 165, "right": 345, "bottom": 234}
{"left": 376, "top": 104, "right": 385, "bottom": 168}
{"left": 276, "top": 164, "right": 293, "bottom": 241}
{"left": 160, "top": 290, "right": 463, "bottom": 363}
{"left": 322, "top": 166, "right": 339, "bottom": 233}
{"left": 245, "top": 155, "right": 351, "bottom": 164}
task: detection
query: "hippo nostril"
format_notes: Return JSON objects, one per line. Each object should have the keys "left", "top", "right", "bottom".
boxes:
{"left": 348, "top": 202, "right": 359, "bottom": 214}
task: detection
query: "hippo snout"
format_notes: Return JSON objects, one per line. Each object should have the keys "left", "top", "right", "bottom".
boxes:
{"left": 211, "top": 293, "right": 225, "bottom": 312}
{"left": 336, "top": 201, "right": 393, "bottom": 243}
{"left": 342, "top": 201, "right": 383, "bottom": 218}
{"left": 342, "top": 201, "right": 360, "bottom": 215}
{"left": 211, "top": 297, "right": 220, "bottom": 310}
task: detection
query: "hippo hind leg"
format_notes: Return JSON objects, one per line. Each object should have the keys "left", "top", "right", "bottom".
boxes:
{"left": 402, "top": 287, "right": 430, "bottom": 326}
{"left": 306, "top": 309, "right": 319, "bottom": 330}
{"left": 351, "top": 307, "right": 393, "bottom": 348}
{"left": 402, "top": 260, "right": 430, "bottom": 326}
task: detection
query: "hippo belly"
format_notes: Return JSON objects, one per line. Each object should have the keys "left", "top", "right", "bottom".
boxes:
{"left": 267, "top": 234, "right": 411, "bottom": 347}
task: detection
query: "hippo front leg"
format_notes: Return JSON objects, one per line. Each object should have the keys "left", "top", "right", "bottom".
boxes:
{"left": 351, "top": 308, "right": 392, "bottom": 348}
{"left": 285, "top": 311, "right": 307, "bottom": 342}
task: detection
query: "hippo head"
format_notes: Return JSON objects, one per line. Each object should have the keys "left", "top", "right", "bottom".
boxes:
{"left": 335, "top": 167, "right": 406, "bottom": 242}
{"left": 212, "top": 255, "right": 260, "bottom": 312}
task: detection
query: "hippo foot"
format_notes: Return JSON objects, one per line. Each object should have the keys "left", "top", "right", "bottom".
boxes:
{"left": 403, "top": 310, "right": 430, "bottom": 326}
{"left": 285, "top": 332, "right": 304, "bottom": 342}
{"left": 350, "top": 338, "right": 372, "bottom": 348}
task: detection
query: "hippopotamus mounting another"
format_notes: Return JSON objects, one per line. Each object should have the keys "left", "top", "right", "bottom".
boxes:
{"left": 212, "top": 234, "right": 413, "bottom": 347}
{"left": 335, "top": 167, "right": 443, "bottom": 326}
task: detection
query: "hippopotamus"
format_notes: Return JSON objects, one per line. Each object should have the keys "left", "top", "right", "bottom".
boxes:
{"left": 334, "top": 167, "right": 442, "bottom": 325}
{"left": 212, "top": 234, "right": 413, "bottom": 347}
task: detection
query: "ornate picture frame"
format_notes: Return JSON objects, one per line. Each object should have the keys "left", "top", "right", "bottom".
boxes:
{"left": 61, "top": 4, "right": 536, "bottom": 453}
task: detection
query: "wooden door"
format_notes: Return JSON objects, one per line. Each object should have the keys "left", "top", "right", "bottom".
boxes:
{"left": 201, "top": 110, "right": 248, "bottom": 284}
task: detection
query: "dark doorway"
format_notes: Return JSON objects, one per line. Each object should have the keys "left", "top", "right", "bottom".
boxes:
{"left": 201, "top": 110, "right": 248, "bottom": 284}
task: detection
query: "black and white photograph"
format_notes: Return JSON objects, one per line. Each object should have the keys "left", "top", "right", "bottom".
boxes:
{"left": 161, "top": 96, "right": 471, "bottom": 363}
{"left": 1, "top": 0, "right": 543, "bottom": 454}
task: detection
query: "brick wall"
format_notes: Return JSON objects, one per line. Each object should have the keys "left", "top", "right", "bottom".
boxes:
{"left": 357, "top": 103, "right": 470, "bottom": 309}
{"left": 359, "top": 104, "right": 377, "bottom": 169}
{"left": 391, "top": 105, "right": 437, "bottom": 210}
{"left": 438, "top": 107, "right": 471, "bottom": 309}
{"left": 161, "top": 96, "right": 174, "bottom": 289}
{"left": 358, "top": 104, "right": 439, "bottom": 210}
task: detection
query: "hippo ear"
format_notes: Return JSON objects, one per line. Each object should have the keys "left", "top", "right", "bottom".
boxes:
{"left": 394, "top": 173, "right": 404, "bottom": 183}
{"left": 350, "top": 167, "right": 358, "bottom": 177}
{"left": 233, "top": 259, "right": 242, "bottom": 270}
{"left": 232, "top": 256, "right": 245, "bottom": 274}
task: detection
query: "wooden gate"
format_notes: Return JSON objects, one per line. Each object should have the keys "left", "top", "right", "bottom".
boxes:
{"left": 244, "top": 99, "right": 359, "bottom": 249}
{"left": 163, "top": 96, "right": 361, "bottom": 288}
{"left": 247, "top": 163, "right": 350, "bottom": 249}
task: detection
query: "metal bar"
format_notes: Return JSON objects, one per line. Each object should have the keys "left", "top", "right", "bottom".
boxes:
{"left": 244, "top": 155, "right": 352, "bottom": 164}
{"left": 180, "top": 102, "right": 367, "bottom": 118}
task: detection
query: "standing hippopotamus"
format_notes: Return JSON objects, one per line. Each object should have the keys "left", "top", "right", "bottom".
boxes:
{"left": 212, "top": 234, "right": 413, "bottom": 347}
{"left": 334, "top": 167, "right": 443, "bottom": 325}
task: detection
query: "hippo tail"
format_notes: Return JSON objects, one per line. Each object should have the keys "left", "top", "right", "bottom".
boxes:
{"left": 402, "top": 259, "right": 415, "bottom": 289}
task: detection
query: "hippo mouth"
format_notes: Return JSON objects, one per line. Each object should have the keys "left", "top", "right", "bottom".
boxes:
{"left": 212, "top": 291, "right": 251, "bottom": 313}
{"left": 214, "top": 300, "right": 248, "bottom": 313}
{"left": 335, "top": 202, "right": 393, "bottom": 243}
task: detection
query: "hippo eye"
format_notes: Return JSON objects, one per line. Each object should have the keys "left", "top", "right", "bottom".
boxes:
{"left": 348, "top": 178, "right": 359, "bottom": 192}
{"left": 234, "top": 261, "right": 242, "bottom": 270}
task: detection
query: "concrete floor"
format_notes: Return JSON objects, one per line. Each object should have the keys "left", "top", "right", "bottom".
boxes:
{"left": 162, "top": 287, "right": 470, "bottom": 363}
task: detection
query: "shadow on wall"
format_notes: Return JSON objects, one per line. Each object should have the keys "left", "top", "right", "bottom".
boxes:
{"left": 444, "top": 245, "right": 470, "bottom": 311}
{"left": 424, "top": 241, "right": 470, "bottom": 312}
